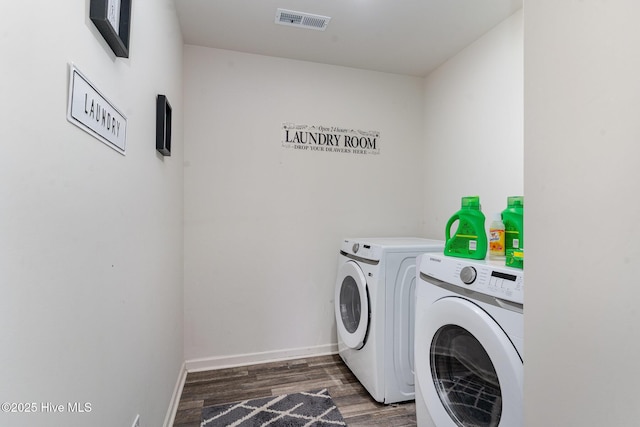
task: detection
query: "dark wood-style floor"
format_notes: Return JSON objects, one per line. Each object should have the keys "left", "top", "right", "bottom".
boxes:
{"left": 173, "top": 354, "right": 417, "bottom": 427}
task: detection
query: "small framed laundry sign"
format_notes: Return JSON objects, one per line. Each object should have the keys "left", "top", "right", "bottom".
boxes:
{"left": 67, "top": 64, "right": 127, "bottom": 155}
{"left": 155, "top": 94, "right": 172, "bottom": 156}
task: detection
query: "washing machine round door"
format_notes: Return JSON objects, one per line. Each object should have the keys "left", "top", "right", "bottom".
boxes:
{"left": 416, "top": 297, "right": 523, "bottom": 427}
{"left": 335, "top": 260, "right": 370, "bottom": 350}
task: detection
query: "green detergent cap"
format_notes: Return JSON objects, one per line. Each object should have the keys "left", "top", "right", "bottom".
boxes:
{"left": 507, "top": 196, "right": 524, "bottom": 208}
{"left": 461, "top": 196, "right": 481, "bottom": 209}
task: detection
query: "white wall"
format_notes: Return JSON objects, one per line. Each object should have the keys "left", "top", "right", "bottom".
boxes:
{"left": 525, "top": 2, "right": 640, "bottom": 425}
{"left": 183, "top": 46, "right": 426, "bottom": 365}
{"left": 0, "top": 2, "right": 184, "bottom": 427}
{"left": 421, "top": 10, "right": 523, "bottom": 239}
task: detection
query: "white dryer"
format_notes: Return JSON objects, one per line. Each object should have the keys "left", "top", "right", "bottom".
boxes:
{"left": 334, "top": 237, "right": 444, "bottom": 404}
{"left": 415, "top": 253, "right": 523, "bottom": 427}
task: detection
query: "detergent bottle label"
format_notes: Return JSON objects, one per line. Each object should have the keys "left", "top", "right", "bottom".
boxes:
{"left": 489, "top": 229, "right": 505, "bottom": 254}
{"left": 505, "top": 230, "right": 520, "bottom": 250}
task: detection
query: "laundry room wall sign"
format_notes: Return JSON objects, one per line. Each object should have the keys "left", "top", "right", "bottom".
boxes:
{"left": 67, "top": 64, "right": 127, "bottom": 155}
{"left": 281, "top": 123, "right": 380, "bottom": 155}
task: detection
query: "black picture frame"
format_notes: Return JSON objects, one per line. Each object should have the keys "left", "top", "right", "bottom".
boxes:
{"left": 156, "top": 95, "right": 172, "bottom": 156}
{"left": 90, "top": 0, "right": 132, "bottom": 58}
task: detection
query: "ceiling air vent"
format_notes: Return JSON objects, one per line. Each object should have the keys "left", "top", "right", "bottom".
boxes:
{"left": 275, "top": 9, "right": 331, "bottom": 31}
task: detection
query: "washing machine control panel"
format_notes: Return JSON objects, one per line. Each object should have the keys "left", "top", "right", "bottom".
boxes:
{"left": 420, "top": 254, "right": 524, "bottom": 304}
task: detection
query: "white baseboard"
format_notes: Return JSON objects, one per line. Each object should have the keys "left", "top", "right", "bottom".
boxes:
{"left": 185, "top": 343, "right": 339, "bottom": 373}
{"left": 163, "top": 361, "right": 188, "bottom": 427}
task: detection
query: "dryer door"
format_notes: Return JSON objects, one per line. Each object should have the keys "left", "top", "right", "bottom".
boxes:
{"left": 415, "top": 297, "right": 523, "bottom": 427}
{"left": 335, "top": 260, "right": 370, "bottom": 350}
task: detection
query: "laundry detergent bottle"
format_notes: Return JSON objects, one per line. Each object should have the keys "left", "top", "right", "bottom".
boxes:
{"left": 489, "top": 213, "right": 506, "bottom": 260}
{"left": 444, "top": 196, "right": 487, "bottom": 260}
{"left": 502, "top": 196, "right": 524, "bottom": 268}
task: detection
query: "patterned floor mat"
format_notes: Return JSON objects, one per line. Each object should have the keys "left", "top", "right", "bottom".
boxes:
{"left": 200, "top": 388, "right": 347, "bottom": 427}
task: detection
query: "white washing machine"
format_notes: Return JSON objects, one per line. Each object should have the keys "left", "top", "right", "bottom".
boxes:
{"left": 334, "top": 237, "right": 444, "bottom": 404}
{"left": 414, "top": 253, "right": 523, "bottom": 426}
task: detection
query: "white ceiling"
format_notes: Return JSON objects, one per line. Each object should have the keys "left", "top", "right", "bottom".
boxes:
{"left": 174, "top": 0, "right": 522, "bottom": 77}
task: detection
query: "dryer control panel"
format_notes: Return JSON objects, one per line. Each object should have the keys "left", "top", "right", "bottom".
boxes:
{"left": 420, "top": 253, "right": 523, "bottom": 304}
{"left": 339, "top": 237, "right": 444, "bottom": 263}
{"left": 340, "top": 239, "right": 382, "bottom": 262}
